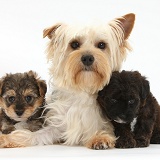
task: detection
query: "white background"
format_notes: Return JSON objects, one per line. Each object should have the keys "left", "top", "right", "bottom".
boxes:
{"left": 0, "top": 0, "right": 160, "bottom": 159}
{"left": 0, "top": 0, "right": 160, "bottom": 102}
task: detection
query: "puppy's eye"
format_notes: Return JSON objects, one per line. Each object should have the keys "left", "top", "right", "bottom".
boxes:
{"left": 70, "top": 41, "right": 80, "bottom": 49}
{"left": 97, "top": 42, "right": 106, "bottom": 49}
{"left": 8, "top": 96, "right": 15, "bottom": 103}
{"left": 25, "top": 96, "right": 33, "bottom": 103}
{"left": 110, "top": 99, "right": 117, "bottom": 104}
{"left": 128, "top": 99, "right": 135, "bottom": 105}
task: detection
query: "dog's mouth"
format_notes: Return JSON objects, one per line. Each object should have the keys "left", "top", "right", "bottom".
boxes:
{"left": 113, "top": 116, "right": 136, "bottom": 124}
{"left": 82, "top": 65, "right": 93, "bottom": 71}
{"left": 113, "top": 118, "right": 126, "bottom": 124}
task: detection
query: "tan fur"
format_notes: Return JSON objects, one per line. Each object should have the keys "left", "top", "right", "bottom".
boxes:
{"left": 86, "top": 131, "right": 116, "bottom": 149}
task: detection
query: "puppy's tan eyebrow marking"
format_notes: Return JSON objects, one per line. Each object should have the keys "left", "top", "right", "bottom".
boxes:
{"left": 2, "top": 90, "right": 16, "bottom": 98}
{"left": 23, "top": 89, "right": 38, "bottom": 97}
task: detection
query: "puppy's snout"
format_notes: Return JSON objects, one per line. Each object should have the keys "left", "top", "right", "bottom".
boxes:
{"left": 81, "top": 55, "right": 94, "bottom": 66}
{"left": 15, "top": 110, "right": 24, "bottom": 116}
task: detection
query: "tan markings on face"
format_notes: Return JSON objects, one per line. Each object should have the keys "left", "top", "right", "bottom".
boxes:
{"left": 2, "top": 104, "right": 18, "bottom": 120}
{"left": 1, "top": 88, "right": 43, "bottom": 121}
{"left": 64, "top": 48, "right": 111, "bottom": 93}
{"left": 2, "top": 90, "right": 16, "bottom": 99}
{"left": 21, "top": 97, "right": 44, "bottom": 120}
{"left": 2, "top": 97, "right": 43, "bottom": 122}
{"left": 23, "top": 89, "right": 38, "bottom": 98}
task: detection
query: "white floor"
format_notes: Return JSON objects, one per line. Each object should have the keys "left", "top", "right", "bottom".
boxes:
{"left": 0, "top": 144, "right": 160, "bottom": 160}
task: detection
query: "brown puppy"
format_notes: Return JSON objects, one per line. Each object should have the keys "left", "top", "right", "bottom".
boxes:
{"left": 0, "top": 71, "right": 47, "bottom": 134}
{"left": 97, "top": 70, "right": 160, "bottom": 148}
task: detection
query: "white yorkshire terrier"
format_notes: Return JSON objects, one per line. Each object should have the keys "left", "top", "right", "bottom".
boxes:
{"left": 0, "top": 13, "right": 135, "bottom": 149}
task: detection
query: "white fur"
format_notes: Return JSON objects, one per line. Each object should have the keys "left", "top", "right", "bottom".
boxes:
{"left": 10, "top": 87, "right": 113, "bottom": 146}
{"left": 130, "top": 117, "right": 137, "bottom": 132}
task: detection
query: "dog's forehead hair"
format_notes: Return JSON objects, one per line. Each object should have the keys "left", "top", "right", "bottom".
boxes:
{"left": 2, "top": 73, "right": 39, "bottom": 95}
{"left": 60, "top": 24, "right": 115, "bottom": 43}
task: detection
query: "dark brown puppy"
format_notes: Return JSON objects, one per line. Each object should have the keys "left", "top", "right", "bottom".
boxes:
{"left": 0, "top": 70, "right": 47, "bottom": 134}
{"left": 97, "top": 70, "right": 160, "bottom": 148}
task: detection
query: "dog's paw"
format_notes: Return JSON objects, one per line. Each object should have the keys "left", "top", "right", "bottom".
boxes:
{"left": 115, "top": 137, "right": 136, "bottom": 148}
{"left": 136, "top": 138, "right": 150, "bottom": 148}
{"left": 0, "top": 134, "right": 24, "bottom": 148}
{"left": 86, "top": 132, "right": 116, "bottom": 150}
{"left": 0, "top": 135, "right": 6, "bottom": 148}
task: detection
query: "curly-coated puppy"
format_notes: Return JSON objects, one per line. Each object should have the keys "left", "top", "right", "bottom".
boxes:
{"left": 0, "top": 71, "right": 47, "bottom": 134}
{"left": 0, "top": 13, "right": 135, "bottom": 149}
{"left": 97, "top": 70, "right": 160, "bottom": 148}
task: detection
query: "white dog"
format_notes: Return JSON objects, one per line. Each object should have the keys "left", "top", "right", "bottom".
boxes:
{"left": 0, "top": 13, "right": 135, "bottom": 149}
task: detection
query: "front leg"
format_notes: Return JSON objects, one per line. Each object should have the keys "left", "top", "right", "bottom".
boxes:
{"left": 134, "top": 118, "right": 154, "bottom": 147}
{"left": 85, "top": 131, "right": 116, "bottom": 150}
{"left": 113, "top": 122, "right": 136, "bottom": 148}
{"left": 0, "top": 126, "right": 61, "bottom": 148}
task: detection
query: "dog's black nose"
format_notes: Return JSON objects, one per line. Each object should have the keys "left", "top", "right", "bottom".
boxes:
{"left": 15, "top": 110, "right": 24, "bottom": 116}
{"left": 81, "top": 55, "right": 94, "bottom": 66}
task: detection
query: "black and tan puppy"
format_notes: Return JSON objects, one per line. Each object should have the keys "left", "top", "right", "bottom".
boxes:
{"left": 97, "top": 70, "right": 160, "bottom": 148}
{"left": 0, "top": 71, "right": 47, "bottom": 134}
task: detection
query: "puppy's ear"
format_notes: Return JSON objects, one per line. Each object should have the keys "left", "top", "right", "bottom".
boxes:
{"left": 27, "top": 70, "right": 47, "bottom": 96}
{"left": 37, "top": 80, "right": 47, "bottom": 97}
{"left": 116, "top": 13, "right": 135, "bottom": 40}
{"left": 141, "top": 78, "right": 150, "bottom": 100}
{"left": 43, "top": 23, "right": 62, "bottom": 39}
{"left": 132, "top": 71, "right": 150, "bottom": 100}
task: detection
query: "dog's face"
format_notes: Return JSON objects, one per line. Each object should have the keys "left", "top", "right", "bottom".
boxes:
{"left": 43, "top": 13, "right": 135, "bottom": 94}
{"left": 97, "top": 71, "right": 150, "bottom": 123}
{"left": 0, "top": 71, "right": 47, "bottom": 122}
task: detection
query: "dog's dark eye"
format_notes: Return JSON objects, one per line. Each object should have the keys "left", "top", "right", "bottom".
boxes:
{"left": 70, "top": 41, "right": 80, "bottom": 49}
{"left": 97, "top": 42, "right": 106, "bottom": 49}
{"left": 110, "top": 99, "right": 117, "bottom": 104}
{"left": 8, "top": 96, "right": 15, "bottom": 103}
{"left": 128, "top": 99, "right": 135, "bottom": 105}
{"left": 25, "top": 96, "right": 33, "bottom": 103}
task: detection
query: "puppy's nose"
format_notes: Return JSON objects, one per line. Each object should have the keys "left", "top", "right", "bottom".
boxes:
{"left": 81, "top": 55, "right": 94, "bottom": 66}
{"left": 15, "top": 110, "right": 24, "bottom": 116}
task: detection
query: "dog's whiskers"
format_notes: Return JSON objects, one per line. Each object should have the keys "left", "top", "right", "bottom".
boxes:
{"left": 82, "top": 65, "right": 93, "bottom": 71}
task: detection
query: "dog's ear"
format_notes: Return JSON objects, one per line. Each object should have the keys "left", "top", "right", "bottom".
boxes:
{"left": 141, "top": 78, "right": 150, "bottom": 100}
{"left": 43, "top": 23, "right": 62, "bottom": 39}
{"left": 116, "top": 13, "right": 135, "bottom": 40}
{"left": 37, "top": 80, "right": 47, "bottom": 97}
{"left": 27, "top": 70, "right": 47, "bottom": 96}
{"left": 132, "top": 71, "right": 150, "bottom": 100}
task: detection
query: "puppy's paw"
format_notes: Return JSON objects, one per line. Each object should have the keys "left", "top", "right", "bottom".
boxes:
{"left": 115, "top": 137, "right": 136, "bottom": 148}
{"left": 0, "top": 134, "right": 24, "bottom": 148}
{"left": 136, "top": 138, "right": 150, "bottom": 148}
{"left": 86, "top": 131, "right": 116, "bottom": 150}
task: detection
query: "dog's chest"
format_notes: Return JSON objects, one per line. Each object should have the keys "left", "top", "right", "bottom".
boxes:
{"left": 130, "top": 117, "right": 137, "bottom": 132}
{"left": 47, "top": 90, "right": 106, "bottom": 144}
